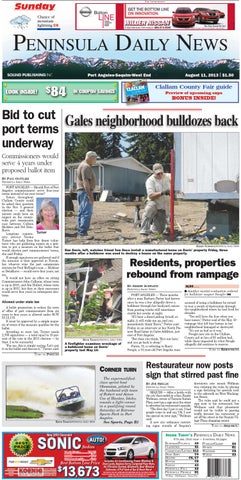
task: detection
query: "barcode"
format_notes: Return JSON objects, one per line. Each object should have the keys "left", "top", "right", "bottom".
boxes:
{"left": 207, "top": 458, "right": 231, "bottom": 477}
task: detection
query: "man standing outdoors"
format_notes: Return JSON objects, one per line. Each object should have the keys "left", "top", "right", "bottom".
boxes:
{"left": 140, "top": 163, "right": 170, "bottom": 235}
{"left": 76, "top": 151, "right": 98, "bottom": 238}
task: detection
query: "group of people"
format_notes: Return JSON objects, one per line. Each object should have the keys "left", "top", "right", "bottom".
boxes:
{"left": 37, "top": 153, "right": 170, "bottom": 236}
{"left": 75, "top": 152, "right": 171, "bottom": 238}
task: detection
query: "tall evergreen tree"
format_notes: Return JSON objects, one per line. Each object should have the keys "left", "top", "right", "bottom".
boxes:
{"left": 76, "top": 133, "right": 107, "bottom": 160}
{"left": 65, "top": 133, "right": 107, "bottom": 163}
{"left": 125, "top": 133, "right": 173, "bottom": 170}
{"left": 104, "top": 133, "right": 124, "bottom": 158}
{"left": 65, "top": 133, "right": 82, "bottom": 164}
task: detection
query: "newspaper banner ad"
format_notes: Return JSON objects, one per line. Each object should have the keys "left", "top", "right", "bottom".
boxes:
{"left": 0, "top": 0, "right": 240, "bottom": 480}
{"left": 3, "top": 432, "right": 159, "bottom": 479}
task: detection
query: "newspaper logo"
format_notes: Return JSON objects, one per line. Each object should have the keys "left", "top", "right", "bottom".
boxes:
{"left": 76, "top": 3, "right": 116, "bottom": 30}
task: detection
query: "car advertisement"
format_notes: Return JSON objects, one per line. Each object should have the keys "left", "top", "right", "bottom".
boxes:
{"left": 3, "top": 432, "right": 159, "bottom": 479}
{"left": 75, "top": 3, "right": 234, "bottom": 31}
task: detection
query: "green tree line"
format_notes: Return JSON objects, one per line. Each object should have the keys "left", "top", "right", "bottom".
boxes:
{"left": 65, "top": 132, "right": 173, "bottom": 170}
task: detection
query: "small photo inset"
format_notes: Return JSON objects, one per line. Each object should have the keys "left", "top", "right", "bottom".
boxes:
{"left": 125, "top": 80, "right": 150, "bottom": 104}
{"left": 5, "top": 365, "right": 95, "bottom": 423}
{"left": 65, "top": 258, "right": 122, "bottom": 339}
{"left": 36, "top": 197, "right": 59, "bottom": 231}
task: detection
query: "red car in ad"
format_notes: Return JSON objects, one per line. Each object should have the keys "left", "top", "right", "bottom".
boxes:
{"left": 172, "top": 7, "right": 196, "bottom": 27}
{"left": 213, "top": 9, "right": 225, "bottom": 18}
{"left": 193, "top": 7, "right": 220, "bottom": 23}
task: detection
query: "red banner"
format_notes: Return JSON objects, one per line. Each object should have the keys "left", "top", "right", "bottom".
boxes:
{"left": 3, "top": 432, "right": 159, "bottom": 479}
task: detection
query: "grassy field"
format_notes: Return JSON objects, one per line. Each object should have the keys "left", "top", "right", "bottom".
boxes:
{"left": 6, "top": 405, "right": 43, "bottom": 419}
{"left": 65, "top": 324, "right": 122, "bottom": 338}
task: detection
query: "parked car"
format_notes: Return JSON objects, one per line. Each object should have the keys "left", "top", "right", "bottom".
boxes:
{"left": 172, "top": 7, "right": 196, "bottom": 27}
{"left": 193, "top": 7, "right": 220, "bottom": 24}
{"left": 104, "top": 436, "right": 156, "bottom": 460}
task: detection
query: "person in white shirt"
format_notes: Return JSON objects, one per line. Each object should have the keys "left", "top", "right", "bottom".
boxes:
{"left": 140, "top": 163, "right": 170, "bottom": 235}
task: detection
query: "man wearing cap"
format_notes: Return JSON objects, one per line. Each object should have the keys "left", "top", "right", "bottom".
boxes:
{"left": 76, "top": 151, "right": 97, "bottom": 237}
{"left": 140, "top": 163, "right": 170, "bottom": 235}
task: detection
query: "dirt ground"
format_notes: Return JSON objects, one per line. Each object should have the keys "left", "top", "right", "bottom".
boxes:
{"left": 65, "top": 199, "right": 211, "bottom": 245}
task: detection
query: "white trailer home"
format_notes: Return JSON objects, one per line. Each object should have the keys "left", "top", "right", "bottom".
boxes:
{"left": 174, "top": 132, "right": 239, "bottom": 236}
{"left": 174, "top": 132, "right": 239, "bottom": 201}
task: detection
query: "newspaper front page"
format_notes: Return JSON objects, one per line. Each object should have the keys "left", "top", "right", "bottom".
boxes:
{"left": 1, "top": 0, "right": 240, "bottom": 479}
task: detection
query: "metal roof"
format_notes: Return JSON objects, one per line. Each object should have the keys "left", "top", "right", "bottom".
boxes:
{"left": 66, "top": 156, "right": 151, "bottom": 174}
